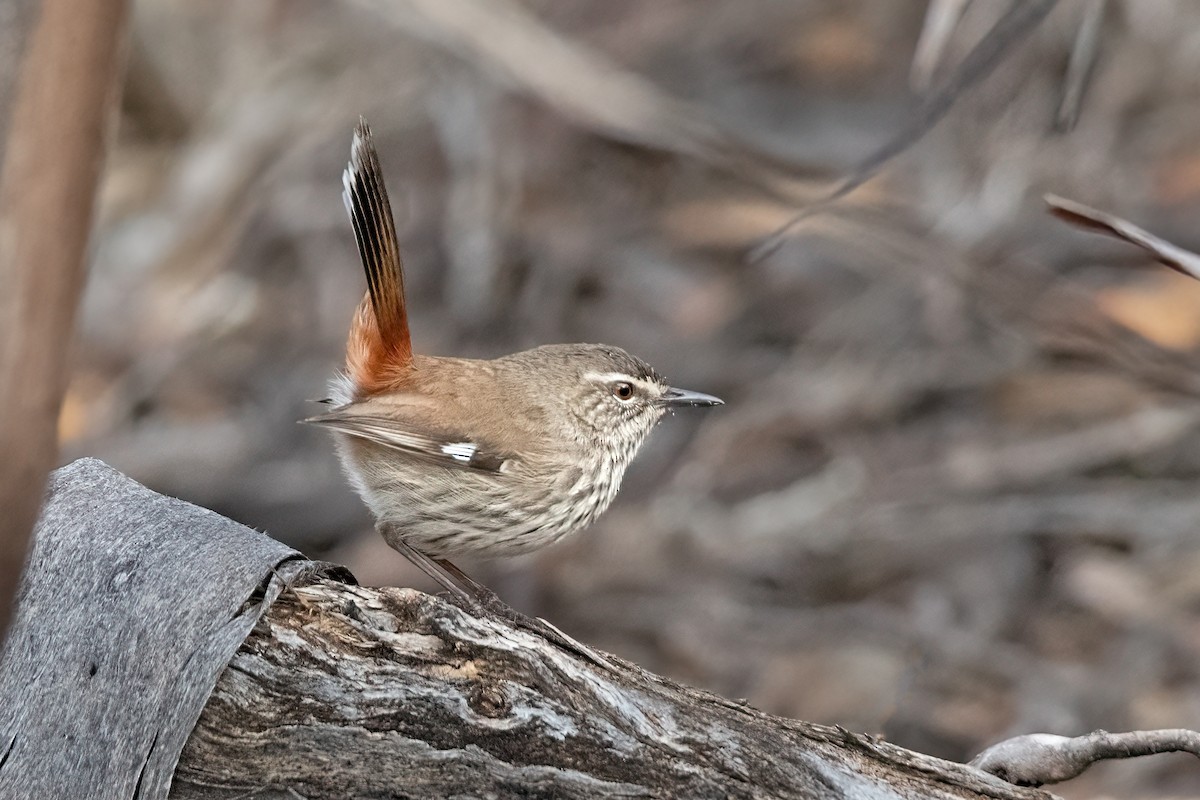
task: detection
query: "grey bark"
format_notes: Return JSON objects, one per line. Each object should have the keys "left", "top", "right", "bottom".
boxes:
{"left": 0, "top": 459, "right": 340, "bottom": 799}
{"left": 175, "top": 581, "right": 1054, "bottom": 800}
{"left": 0, "top": 459, "right": 1055, "bottom": 800}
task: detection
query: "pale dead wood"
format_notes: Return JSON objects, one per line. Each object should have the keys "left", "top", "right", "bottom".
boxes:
{"left": 973, "top": 729, "right": 1200, "bottom": 787}
{"left": 0, "top": 0, "right": 129, "bottom": 645}
{"left": 174, "top": 580, "right": 1055, "bottom": 800}
{"left": 0, "top": 459, "right": 308, "bottom": 798}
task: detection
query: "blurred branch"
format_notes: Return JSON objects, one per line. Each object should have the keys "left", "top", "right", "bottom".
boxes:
{"left": 348, "top": 0, "right": 818, "bottom": 200}
{"left": 751, "top": 0, "right": 1061, "bottom": 262}
{"left": 1046, "top": 193, "right": 1200, "bottom": 280}
{"left": 0, "top": 0, "right": 129, "bottom": 648}
{"left": 910, "top": 0, "right": 972, "bottom": 91}
{"left": 927, "top": 404, "right": 1200, "bottom": 493}
{"left": 973, "top": 729, "right": 1200, "bottom": 787}
{"left": 1055, "top": 0, "right": 1106, "bottom": 132}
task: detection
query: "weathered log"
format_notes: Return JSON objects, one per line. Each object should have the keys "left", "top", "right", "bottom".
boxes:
{"left": 175, "top": 580, "right": 1054, "bottom": 800}
{"left": 0, "top": 459, "right": 1054, "bottom": 799}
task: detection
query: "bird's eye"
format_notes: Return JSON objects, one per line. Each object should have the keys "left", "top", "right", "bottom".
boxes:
{"left": 613, "top": 382, "right": 635, "bottom": 401}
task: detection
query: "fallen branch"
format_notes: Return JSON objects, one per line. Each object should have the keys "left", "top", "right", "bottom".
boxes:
{"left": 176, "top": 578, "right": 1049, "bottom": 799}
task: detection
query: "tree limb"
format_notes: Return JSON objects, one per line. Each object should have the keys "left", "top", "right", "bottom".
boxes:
{"left": 0, "top": 0, "right": 129, "bottom": 648}
{"left": 173, "top": 580, "right": 1053, "bottom": 800}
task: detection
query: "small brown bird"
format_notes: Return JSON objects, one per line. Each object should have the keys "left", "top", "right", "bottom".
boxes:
{"left": 307, "top": 119, "right": 721, "bottom": 604}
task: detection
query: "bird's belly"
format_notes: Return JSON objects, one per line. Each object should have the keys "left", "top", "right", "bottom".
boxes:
{"left": 370, "top": 480, "right": 613, "bottom": 558}
{"left": 343, "top": 440, "right": 622, "bottom": 558}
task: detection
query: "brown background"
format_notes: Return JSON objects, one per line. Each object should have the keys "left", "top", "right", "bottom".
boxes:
{"left": 53, "top": 2, "right": 1200, "bottom": 796}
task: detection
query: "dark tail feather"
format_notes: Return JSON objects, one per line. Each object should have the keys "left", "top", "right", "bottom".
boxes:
{"left": 343, "top": 118, "right": 412, "bottom": 367}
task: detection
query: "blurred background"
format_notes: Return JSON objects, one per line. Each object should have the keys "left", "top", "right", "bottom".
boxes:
{"left": 51, "top": 1, "right": 1200, "bottom": 795}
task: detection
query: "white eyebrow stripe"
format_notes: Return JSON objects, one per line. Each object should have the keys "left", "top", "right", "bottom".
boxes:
{"left": 441, "top": 442, "right": 477, "bottom": 462}
{"left": 583, "top": 372, "right": 660, "bottom": 392}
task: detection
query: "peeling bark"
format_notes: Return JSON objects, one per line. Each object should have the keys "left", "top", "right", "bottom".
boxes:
{"left": 173, "top": 582, "right": 1054, "bottom": 800}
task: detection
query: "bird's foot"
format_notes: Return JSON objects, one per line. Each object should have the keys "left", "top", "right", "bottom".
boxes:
{"left": 441, "top": 572, "right": 619, "bottom": 673}
{"left": 481, "top": 598, "right": 619, "bottom": 673}
{"left": 384, "top": 534, "right": 619, "bottom": 673}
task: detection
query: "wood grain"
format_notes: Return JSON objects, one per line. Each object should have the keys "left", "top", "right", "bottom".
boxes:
{"left": 176, "top": 581, "right": 1053, "bottom": 800}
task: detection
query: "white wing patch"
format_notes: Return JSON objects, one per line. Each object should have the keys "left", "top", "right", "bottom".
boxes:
{"left": 441, "top": 442, "right": 477, "bottom": 463}
{"left": 304, "top": 411, "right": 506, "bottom": 472}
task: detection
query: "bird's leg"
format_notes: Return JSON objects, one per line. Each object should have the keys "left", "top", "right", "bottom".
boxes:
{"left": 380, "top": 526, "right": 617, "bottom": 671}
{"left": 384, "top": 534, "right": 472, "bottom": 603}
{"left": 433, "top": 557, "right": 506, "bottom": 607}
{"left": 433, "top": 557, "right": 619, "bottom": 673}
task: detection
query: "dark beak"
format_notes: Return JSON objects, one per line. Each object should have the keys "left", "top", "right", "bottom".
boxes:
{"left": 661, "top": 387, "right": 724, "bottom": 408}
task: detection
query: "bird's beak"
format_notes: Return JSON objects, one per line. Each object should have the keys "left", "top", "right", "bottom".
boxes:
{"left": 661, "top": 387, "right": 724, "bottom": 408}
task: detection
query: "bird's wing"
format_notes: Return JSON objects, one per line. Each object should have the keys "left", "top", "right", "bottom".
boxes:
{"left": 303, "top": 408, "right": 511, "bottom": 473}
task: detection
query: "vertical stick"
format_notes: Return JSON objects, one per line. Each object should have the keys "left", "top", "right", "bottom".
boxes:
{"left": 0, "top": 0, "right": 130, "bottom": 648}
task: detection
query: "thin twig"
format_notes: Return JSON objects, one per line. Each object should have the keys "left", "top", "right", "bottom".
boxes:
{"left": 750, "top": 0, "right": 1061, "bottom": 263}
{"left": 973, "top": 729, "right": 1200, "bottom": 787}
{"left": 1045, "top": 193, "right": 1200, "bottom": 281}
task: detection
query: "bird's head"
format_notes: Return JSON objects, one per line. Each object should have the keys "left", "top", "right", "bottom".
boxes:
{"left": 503, "top": 344, "right": 723, "bottom": 464}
